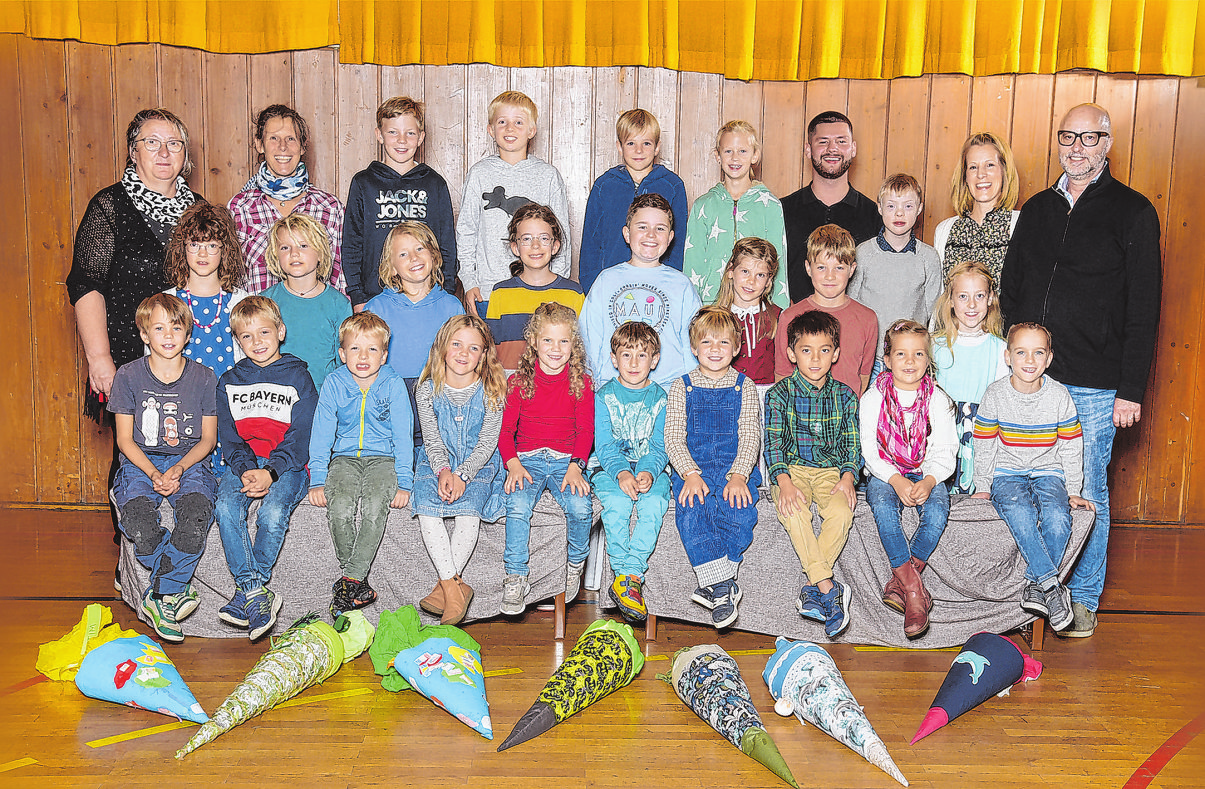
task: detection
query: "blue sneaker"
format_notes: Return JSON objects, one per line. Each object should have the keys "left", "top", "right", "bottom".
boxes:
{"left": 822, "top": 580, "right": 852, "bottom": 639}
{"left": 218, "top": 588, "right": 250, "bottom": 627}
{"left": 796, "top": 585, "right": 826, "bottom": 622}
{"left": 245, "top": 587, "right": 282, "bottom": 642}
{"left": 711, "top": 580, "right": 742, "bottom": 629}
{"left": 691, "top": 585, "right": 719, "bottom": 610}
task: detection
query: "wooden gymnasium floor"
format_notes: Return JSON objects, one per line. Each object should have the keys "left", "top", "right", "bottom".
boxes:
{"left": 1, "top": 507, "right": 1201, "bottom": 788}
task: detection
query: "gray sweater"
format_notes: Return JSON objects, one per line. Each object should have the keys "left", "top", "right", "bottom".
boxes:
{"left": 850, "top": 235, "right": 942, "bottom": 353}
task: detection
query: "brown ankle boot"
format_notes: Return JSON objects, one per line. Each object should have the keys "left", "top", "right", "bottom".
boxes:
{"left": 454, "top": 575, "right": 475, "bottom": 615}
{"left": 882, "top": 574, "right": 905, "bottom": 613}
{"left": 910, "top": 556, "right": 933, "bottom": 612}
{"left": 892, "top": 560, "right": 930, "bottom": 638}
{"left": 440, "top": 578, "right": 468, "bottom": 625}
{"left": 419, "top": 580, "right": 445, "bottom": 616}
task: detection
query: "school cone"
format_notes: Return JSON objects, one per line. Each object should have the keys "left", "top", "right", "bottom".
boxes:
{"left": 660, "top": 645, "right": 798, "bottom": 788}
{"left": 497, "top": 619, "right": 644, "bottom": 752}
{"left": 763, "top": 637, "right": 909, "bottom": 786}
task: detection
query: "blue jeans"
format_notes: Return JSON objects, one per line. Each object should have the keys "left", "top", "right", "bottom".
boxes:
{"left": 865, "top": 473, "right": 950, "bottom": 567}
{"left": 503, "top": 451, "right": 593, "bottom": 576}
{"left": 215, "top": 460, "right": 309, "bottom": 592}
{"left": 1066, "top": 386, "right": 1117, "bottom": 611}
{"left": 990, "top": 473, "right": 1073, "bottom": 586}
{"left": 593, "top": 467, "right": 670, "bottom": 577}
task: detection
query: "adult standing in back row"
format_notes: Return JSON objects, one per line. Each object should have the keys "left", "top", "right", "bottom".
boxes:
{"left": 1000, "top": 103, "right": 1162, "bottom": 639}
{"left": 780, "top": 111, "right": 881, "bottom": 302}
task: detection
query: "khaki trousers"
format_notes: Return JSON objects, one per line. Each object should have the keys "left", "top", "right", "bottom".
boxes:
{"left": 771, "top": 465, "right": 853, "bottom": 584}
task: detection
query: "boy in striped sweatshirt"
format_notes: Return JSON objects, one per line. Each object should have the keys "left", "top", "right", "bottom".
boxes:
{"left": 971, "top": 322, "right": 1093, "bottom": 633}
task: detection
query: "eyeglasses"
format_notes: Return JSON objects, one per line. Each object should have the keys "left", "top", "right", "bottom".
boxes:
{"left": 137, "top": 138, "right": 186, "bottom": 153}
{"left": 517, "top": 234, "right": 555, "bottom": 246}
{"left": 186, "top": 241, "right": 221, "bottom": 254}
{"left": 1057, "top": 130, "right": 1109, "bottom": 148}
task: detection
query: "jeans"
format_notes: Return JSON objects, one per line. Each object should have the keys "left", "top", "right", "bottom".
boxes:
{"left": 1065, "top": 386, "right": 1117, "bottom": 611}
{"left": 990, "top": 473, "right": 1073, "bottom": 586}
{"left": 865, "top": 473, "right": 950, "bottom": 567}
{"left": 593, "top": 467, "right": 670, "bottom": 577}
{"left": 503, "top": 450, "right": 593, "bottom": 576}
{"left": 216, "top": 459, "right": 309, "bottom": 592}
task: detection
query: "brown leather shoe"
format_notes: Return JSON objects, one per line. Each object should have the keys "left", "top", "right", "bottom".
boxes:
{"left": 440, "top": 578, "right": 469, "bottom": 625}
{"left": 892, "top": 560, "right": 931, "bottom": 639}
{"left": 881, "top": 574, "right": 905, "bottom": 613}
{"left": 455, "top": 575, "right": 475, "bottom": 617}
{"left": 419, "top": 581, "right": 445, "bottom": 616}
{"left": 910, "top": 556, "right": 933, "bottom": 612}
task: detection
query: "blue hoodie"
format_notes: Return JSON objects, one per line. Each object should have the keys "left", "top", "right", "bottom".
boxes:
{"left": 217, "top": 353, "right": 318, "bottom": 479}
{"left": 308, "top": 364, "right": 414, "bottom": 490}
{"left": 579, "top": 163, "right": 689, "bottom": 293}
{"left": 362, "top": 287, "right": 465, "bottom": 378}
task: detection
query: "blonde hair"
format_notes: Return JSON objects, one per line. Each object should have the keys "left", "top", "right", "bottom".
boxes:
{"left": 878, "top": 173, "right": 923, "bottom": 204}
{"left": 714, "top": 119, "right": 761, "bottom": 154}
{"left": 418, "top": 315, "right": 507, "bottom": 411}
{"left": 230, "top": 295, "right": 284, "bottom": 334}
{"left": 882, "top": 319, "right": 932, "bottom": 369}
{"left": 713, "top": 237, "right": 780, "bottom": 341}
{"left": 512, "top": 302, "right": 589, "bottom": 400}
{"left": 1006, "top": 322, "right": 1053, "bottom": 349}
{"left": 616, "top": 109, "right": 660, "bottom": 145}
{"left": 951, "top": 132, "right": 1019, "bottom": 216}
{"left": 378, "top": 221, "right": 445, "bottom": 292}
{"left": 377, "top": 96, "right": 424, "bottom": 131}
{"left": 689, "top": 305, "right": 742, "bottom": 348}
{"left": 488, "top": 91, "right": 538, "bottom": 126}
{"left": 338, "top": 312, "right": 390, "bottom": 349}
{"left": 931, "top": 261, "right": 1004, "bottom": 349}
{"left": 266, "top": 214, "right": 334, "bottom": 283}
{"left": 136, "top": 293, "right": 192, "bottom": 337}
{"left": 806, "top": 224, "right": 857, "bottom": 267}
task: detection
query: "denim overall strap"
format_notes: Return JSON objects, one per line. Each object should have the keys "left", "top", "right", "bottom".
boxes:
{"left": 684, "top": 374, "right": 743, "bottom": 482}
{"left": 432, "top": 383, "right": 487, "bottom": 469}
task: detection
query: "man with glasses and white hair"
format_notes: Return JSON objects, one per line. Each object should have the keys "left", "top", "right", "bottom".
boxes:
{"left": 1000, "top": 103, "right": 1162, "bottom": 638}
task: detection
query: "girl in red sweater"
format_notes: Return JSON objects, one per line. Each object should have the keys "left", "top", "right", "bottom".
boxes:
{"left": 498, "top": 302, "right": 595, "bottom": 616}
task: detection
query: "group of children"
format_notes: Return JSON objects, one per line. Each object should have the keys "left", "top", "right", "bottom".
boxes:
{"left": 109, "top": 90, "right": 1094, "bottom": 647}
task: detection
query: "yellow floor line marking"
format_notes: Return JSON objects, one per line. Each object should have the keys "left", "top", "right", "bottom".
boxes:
{"left": 484, "top": 667, "right": 522, "bottom": 677}
{"left": 0, "top": 758, "right": 38, "bottom": 773}
{"left": 644, "top": 647, "right": 776, "bottom": 662}
{"left": 274, "top": 686, "right": 371, "bottom": 710}
{"left": 853, "top": 645, "right": 960, "bottom": 652}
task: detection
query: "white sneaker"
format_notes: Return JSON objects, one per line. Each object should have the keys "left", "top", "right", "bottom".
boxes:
{"left": 566, "top": 561, "right": 586, "bottom": 603}
{"left": 500, "top": 574, "right": 530, "bottom": 616}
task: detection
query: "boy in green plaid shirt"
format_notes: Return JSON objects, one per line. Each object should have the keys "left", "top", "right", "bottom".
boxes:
{"left": 764, "top": 310, "right": 862, "bottom": 638}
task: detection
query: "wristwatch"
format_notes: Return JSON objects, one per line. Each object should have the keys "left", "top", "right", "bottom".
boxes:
{"left": 570, "top": 457, "right": 588, "bottom": 473}
{"left": 457, "top": 469, "right": 472, "bottom": 483}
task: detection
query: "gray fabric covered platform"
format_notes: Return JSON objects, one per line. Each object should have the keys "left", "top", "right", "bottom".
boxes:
{"left": 597, "top": 494, "right": 1094, "bottom": 648}
{"left": 119, "top": 492, "right": 589, "bottom": 638}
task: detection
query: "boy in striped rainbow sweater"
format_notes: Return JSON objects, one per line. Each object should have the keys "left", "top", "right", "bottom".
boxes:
{"left": 971, "top": 322, "right": 1093, "bottom": 633}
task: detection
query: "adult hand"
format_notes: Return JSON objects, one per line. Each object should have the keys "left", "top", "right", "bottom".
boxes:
{"left": 465, "top": 288, "right": 483, "bottom": 317}
{"left": 1070, "top": 495, "right": 1096, "bottom": 511}
{"left": 88, "top": 355, "right": 118, "bottom": 398}
{"left": 1114, "top": 398, "right": 1141, "bottom": 428}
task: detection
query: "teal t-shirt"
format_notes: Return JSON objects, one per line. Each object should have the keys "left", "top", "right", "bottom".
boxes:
{"left": 263, "top": 282, "right": 353, "bottom": 391}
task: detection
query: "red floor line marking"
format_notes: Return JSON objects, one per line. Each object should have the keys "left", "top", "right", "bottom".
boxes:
{"left": 0, "top": 675, "right": 47, "bottom": 697}
{"left": 1123, "top": 711, "right": 1205, "bottom": 789}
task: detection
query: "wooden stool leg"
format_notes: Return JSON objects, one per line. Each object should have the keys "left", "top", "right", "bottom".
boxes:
{"left": 645, "top": 614, "right": 657, "bottom": 641}
{"left": 1031, "top": 617, "right": 1045, "bottom": 651}
{"left": 554, "top": 592, "right": 566, "bottom": 640}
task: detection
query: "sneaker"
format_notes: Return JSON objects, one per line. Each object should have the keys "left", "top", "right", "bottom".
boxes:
{"left": 219, "top": 588, "right": 250, "bottom": 627}
{"left": 348, "top": 577, "right": 378, "bottom": 610}
{"left": 795, "top": 585, "right": 825, "bottom": 622}
{"left": 609, "top": 575, "right": 648, "bottom": 623}
{"left": 711, "top": 580, "right": 742, "bottom": 629}
{"left": 500, "top": 574, "right": 530, "bottom": 616}
{"left": 246, "top": 587, "right": 282, "bottom": 642}
{"left": 1059, "top": 601, "right": 1097, "bottom": 638}
{"left": 566, "top": 561, "right": 586, "bottom": 604}
{"left": 691, "top": 585, "right": 719, "bottom": 610}
{"left": 141, "top": 590, "right": 184, "bottom": 643}
{"left": 114, "top": 564, "right": 122, "bottom": 593}
{"left": 1020, "top": 582, "right": 1049, "bottom": 617}
{"left": 171, "top": 584, "right": 201, "bottom": 622}
{"left": 821, "top": 580, "right": 852, "bottom": 639}
{"left": 329, "top": 578, "right": 354, "bottom": 619}
{"left": 1045, "top": 583, "right": 1074, "bottom": 631}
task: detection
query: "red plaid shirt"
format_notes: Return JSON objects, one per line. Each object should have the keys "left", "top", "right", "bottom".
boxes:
{"left": 227, "top": 186, "right": 346, "bottom": 294}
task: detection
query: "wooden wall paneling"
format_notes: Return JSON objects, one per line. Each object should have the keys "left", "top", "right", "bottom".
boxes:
{"left": 636, "top": 68, "right": 680, "bottom": 173}
{"left": 677, "top": 71, "right": 723, "bottom": 204}
{"left": 67, "top": 42, "right": 118, "bottom": 503}
{"left": 721, "top": 78, "right": 764, "bottom": 185}
{"left": 1046, "top": 71, "right": 1099, "bottom": 187}
{"left": 158, "top": 46, "right": 206, "bottom": 197}
{"left": 1093, "top": 75, "right": 1138, "bottom": 183}
{"left": 249, "top": 52, "right": 294, "bottom": 119}
{"left": 508, "top": 67, "right": 553, "bottom": 164}
{"left": 112, "top": 43, "right": 159, "bottom": 173}
{"left": 969, "top": 74, "right": 1015, "bottom": 138}
{"left": 293, "top": 49, "right": 338, "bottom": 197}
{"left": 0, "top": 35, "right": 36, "bottom": 501}
{"left": 758, "top": 80, "right": 805, "bottom": 199}
{"left": 921, "top": 75, "right": 971, "bottom": 241}
{"left": 334, "top": 62, "right": 380, "bottom": 209}
{"left": 845, "top": 79, "right": 889, "bottom": 203}
{"left": 378, "top": 65, "right": 425, "bottom": 163}
{"left": 549, "top": 67, "right": 594, "bottom": 276}
{"left": 801, "top": 78, "right": 849, "bottom": 188}
{"left": 425, "top": 65, "right": 469, "bottom": 221}
{"left": 589, "top": 67, "right": 636, "bottom": 185}
{"left": 202, "top": 52, "right": 251, "bottom": 206}
{"left": 1009, "top": 74, "right": 1055, "bottom": 202}
{"left": 463, "top": 63, "right": 508, "bottom": 182}
{"left": 883, "top": 77, "right": 930, "bottom": 202}
{"left": 20, "top": 37, "right": 81, "bottom": 502}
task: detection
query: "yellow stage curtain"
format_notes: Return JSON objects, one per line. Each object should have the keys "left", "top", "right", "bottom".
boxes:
{"left": 3, "top": 0, "right": 1203, "bottom": 79}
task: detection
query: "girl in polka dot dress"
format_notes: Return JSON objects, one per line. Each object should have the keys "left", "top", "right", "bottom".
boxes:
{"left": 163, "top": 201, "right": 250, "bottom": 469}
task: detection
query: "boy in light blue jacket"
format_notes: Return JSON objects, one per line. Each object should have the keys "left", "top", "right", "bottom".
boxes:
{"left": 308, "top": 312, "right": 413, "bottom": 618}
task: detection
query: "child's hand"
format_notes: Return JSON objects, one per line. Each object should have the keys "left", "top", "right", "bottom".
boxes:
{"left": 308, "top": 486, "right": 327, "bottom": 507}
{"left": 505, "top": 458, "right": 532, "bottom": 494}
{"left": 560, "top": 464, "right": 591, "bottom": 497}
{"left": 1069, "top": 495, "right": 1095, "bottom": 511}
{"left": 970, "top": 491, "right": 991, "bottom": 500}
{"left": 152, "top": 465, "right": 182, "bottom": 496}
{"left": 617, "top": 470, "right": 640, "bottom": 501}
{"left": 634, "top": 471, "right": 654, "bottom": 494}
{"left": 910, "top": 475, "right": 936, "bottom": 505}
{"left": 774, "top": 474, "right": 808, "bottom": 517}
{"left": 832, "top": 471, "right": 857, "bottom": 511}
{"left": 723, "top": 474, "right": 752, "bottom": 509}
{"left": 678, "top": 472, "right": 709, "bottom": 508}
{"left": 390, "top": 488, "right": 410, "bottom": 509}
{"left": 438, "top": 468, "right": 466, "bottom": 503}
{"left": 464, "top": 288, "right": 483, "bottom": 316}
{"left": 889, "top": 474, "right": 917, "bottom": 506}
{"left": 241, "top": 469, "right": 273, "bottom": 498}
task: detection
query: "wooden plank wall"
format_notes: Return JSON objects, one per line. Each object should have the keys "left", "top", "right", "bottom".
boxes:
{"left": 1, "top": 35, "right": 1200, "bottom": 527}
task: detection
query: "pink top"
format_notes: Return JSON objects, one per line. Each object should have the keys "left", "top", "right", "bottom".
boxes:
{"left": 500, "top": 362, "right": 595, "bottom": 463}
{"left": 774, "top": 296, "right": 878, "bottom": 394}
{"left": 732, "top": 304, "right": 780, "bottom": 385}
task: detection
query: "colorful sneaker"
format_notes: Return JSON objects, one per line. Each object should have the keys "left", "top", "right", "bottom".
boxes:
{"left": 170, "top": 584, "right": 201, "bottom": 622}
{"left": 1059, "top": 602, "right": 1097, "bottom": 638}
{"left": 349, "top": 577, "right": 378, "bottom": 610}
{"left": 246, "top": 587, "right": 282, "bottom": 642}
{"left": 500, "top": 574, "right": 530, "bottom": 616}
{"left": 609, "top": 574, "right": 648, "bottom": 622}
{"left": 218, "top": 588, "right": 250, "bottom": 627}
{"left": 565, "top": 561, "right": 586, "bottom": 604}
{"left": 141, "top": 590, "right": 184, "bottom": 643}
{"left": 711, "top": 580, "right": 742, "bottom": 629}
{"left": 691, "top": 585, "right": 719, "bottom": 610}
{"left": 821, "top": 580, "right": 852, "bottom": 639}
{"left": 1020, "top": 582, "right": 1050, "bottom": 617}
{"left": 796, "top": 585, "right": 826, "bottom": 622}
{"left": 329, "top": 578, "right": 354, "bottom": 619}
{"left": 1045, "top": 584, "right": 1075, "bottom": 632}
